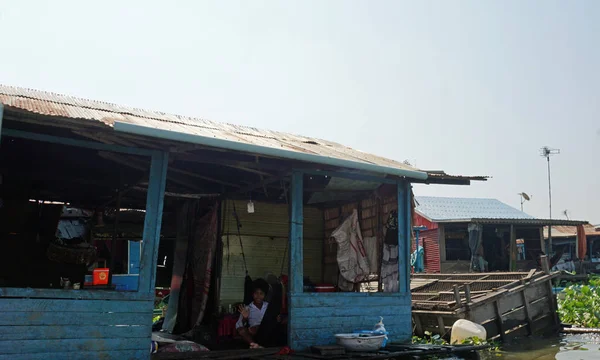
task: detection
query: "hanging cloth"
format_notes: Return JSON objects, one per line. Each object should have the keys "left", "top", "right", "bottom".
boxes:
{"left": 384, "top": 210, "right": 399, "bottom": 246}
{"left": 331, "top": 209, "right": 370, "bottom": 291}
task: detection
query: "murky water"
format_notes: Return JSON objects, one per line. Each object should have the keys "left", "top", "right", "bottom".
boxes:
{"left": 476, "top": 334, "right": 600, "bottom": 360}
{"left": 434, "top": 334, "right": 600, "bottom": 360}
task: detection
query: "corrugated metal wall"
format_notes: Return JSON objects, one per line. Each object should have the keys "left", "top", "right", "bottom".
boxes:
{"left": 421, "top": 229, "right": 441, "bottom": 273}
{"left": 219, "top": 200, "right": 324, "bottom": 306}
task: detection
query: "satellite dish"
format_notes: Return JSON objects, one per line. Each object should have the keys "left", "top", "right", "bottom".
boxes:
{"left": 521, "top": 192, "right": 531, "bottom": 201}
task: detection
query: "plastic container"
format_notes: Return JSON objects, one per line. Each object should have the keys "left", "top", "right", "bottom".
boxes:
{"left": 354, "top": 330, "right": 389, "bottom": 348}
{"left": 450, "top": 319, "right": 487, "bottom": 344}
{"left": 335, "top": 333, "right": 386, "bottom": 352}
{"left": 93, "top": 268, "right": 110, "bottom": 285}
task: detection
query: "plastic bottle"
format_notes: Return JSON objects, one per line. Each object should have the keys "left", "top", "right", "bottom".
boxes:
{"left": 373, "top": 317, "right": 388, "bottom": 347}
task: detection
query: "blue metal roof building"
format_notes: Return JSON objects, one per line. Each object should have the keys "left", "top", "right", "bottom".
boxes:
{"left": 415, "top": 196, "right": 535, "bottom": 222}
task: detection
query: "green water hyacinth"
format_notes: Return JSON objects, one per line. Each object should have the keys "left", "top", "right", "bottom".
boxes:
{"left": 558, "top": 276, "right": 600, "bottom": 328}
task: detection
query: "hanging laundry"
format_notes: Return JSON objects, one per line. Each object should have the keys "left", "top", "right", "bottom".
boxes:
{"left": 384, "top": 210, "right": 399, "bottom": 246}
{"left": 363, "top": 236, "right": 379, "bottom": 274}
{"left": 331, "top": 209, "right": 370, "bottom": 291}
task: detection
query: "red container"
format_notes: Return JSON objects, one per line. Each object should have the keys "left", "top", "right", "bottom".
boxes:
{"left": 314, "top": 284, "right": 336, "bottom": 293}
{"left": 93, "top": 268, "right": 110, "bottom": 285}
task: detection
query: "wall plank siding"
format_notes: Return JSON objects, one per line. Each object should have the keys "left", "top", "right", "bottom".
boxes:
{"left": 289, "top": 293, "right": 411, "bottom": 349}
{"left": 0, "top": 298, "right": 152, "bottom": 357}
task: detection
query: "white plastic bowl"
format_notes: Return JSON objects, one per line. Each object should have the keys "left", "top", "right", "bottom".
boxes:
{"left": 335, "top": 333, "right": 386, "bottom": 352}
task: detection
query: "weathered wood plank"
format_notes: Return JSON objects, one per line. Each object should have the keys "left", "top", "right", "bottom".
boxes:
{"left": 497, "top": 291, "right": 525, "bottom": 315}
{"left": 524, "top": 282, "right": 548, "bottom": 303}
{"left": 505, "top": 324, "right": 529, "bottom": 339}
{"left": 469, "top": 303, "right": 497, "bottom": 323}
{"left": 501, "top": 307, "right": 527, "bottom": 331}
{"left": 529, "top": 296, "right": 551, "bottom": 320}
{"left": 0, "top": 325, "right": 151, "bottom": 340}
{"left": 292, "top": 314, "right": 410, "bottom": 330}
{"left": 291, "top": 293, "right": 410, "bottom": 308}
{"left": 0, "top": 349, "right": 147, "bottom": 360}
{"left": 0, "top": 312, "right": 149, "bottom": 326}
{"left": 532, "top": 314, "right": 556, "bottom": 334}
{"left": 138, "top": 151, "right": 169, "bottom": 293}
{"left": 0, "top": 299, "right": 152, "bottom": 313}
{"left": 0, "top": 337, "right": 148, "bottom": 354}
{"left": 292, "top": 305, "right": 408, "bottom": 318}
{"left": 0, "top": 287, "right": 153, "bottom": 301}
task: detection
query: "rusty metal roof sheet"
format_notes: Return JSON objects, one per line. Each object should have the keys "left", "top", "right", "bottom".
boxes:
{"left": 0, "top": 84, "right": 423, "bottom": 177}
{"left": 543, "top": 224, "right": 600, "bottom": 238}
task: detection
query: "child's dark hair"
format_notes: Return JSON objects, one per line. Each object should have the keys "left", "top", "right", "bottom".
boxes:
{"left": 252, "top": 278, "right": 269, "bottom": 295}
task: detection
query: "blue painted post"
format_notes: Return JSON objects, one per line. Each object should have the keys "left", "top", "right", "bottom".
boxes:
{"left": 397, "top": 180, "right": 410, "bottom": 293}
{"left": 289, "top": 171, "right": 304, "bottom": 293}
{"left": 288, "top": 171, "right": 303, "bottom": 348}
{"left": 138, "top": 151, "right": 169, "bottom": 294}
{"left": 0, "top": 103, "right": 4, "bottom": 145}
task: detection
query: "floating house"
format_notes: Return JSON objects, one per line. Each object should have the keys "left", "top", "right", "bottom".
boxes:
{"left": 413, "top": 196, "right": 586, "bottom": 273}
{"left": 0, "top": 85, "right": 482, "bottom": 359}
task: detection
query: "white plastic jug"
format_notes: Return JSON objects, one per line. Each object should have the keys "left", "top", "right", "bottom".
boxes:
{"left": 450, "top": 319, "right": 487, "bottom": 345}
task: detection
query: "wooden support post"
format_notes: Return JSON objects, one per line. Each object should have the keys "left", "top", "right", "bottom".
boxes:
{"left": 539, "top": 227, "right": 546, "bottom": 255}
{"left": 437, "top": 316, "right": 446, "bottom": 337}
{"left": 509, "top": 225, "right": 517, "bottom": 272}
{"left": 464, "top": 284, "right": 472, "bottom": 304}
{"left": 138, "top": 151, "right": 169, "bottom": 293}
{"left": 453, "top": 285, "right": 461, "bottom": 307}
{"left": 289, "top": 171, "right": 304, "bottom": 294}
{"left": 494, "top": 300, "right": 505, "bottom": 342}
{"left": 414, "top": 314, "right": 424, "bottom": 335}
{"left": 397, "top": 180, "right": 410, "bottom": 293}
{"left": 519, "top": 280, "right": 533, "bottom": 335}
{"left": 540, "top": 255, "right": 560, "bottom": 327}
{"left": 540, "top": 255, "right": 550, "bottom": 274}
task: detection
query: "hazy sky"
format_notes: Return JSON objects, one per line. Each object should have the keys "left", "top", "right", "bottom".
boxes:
{"left": 0, "top": 1, "right": 598, "bottom": 223}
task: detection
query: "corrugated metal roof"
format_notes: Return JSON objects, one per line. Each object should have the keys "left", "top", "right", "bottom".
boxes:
{"left": 0, "top": 84, "right": 420, "bottom": 176}
{"left": 415, "top": 196, "right": 587, "bottom": 226}
{"left": 415, "top": 196, "right": 534, "bottom": 222}
{"left": 544, "top": 224, "right": 600, "bottom": 238}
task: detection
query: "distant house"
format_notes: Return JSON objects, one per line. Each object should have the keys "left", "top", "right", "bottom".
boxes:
{"left": 413, "top": 196, "right": 585, "bottom": 273}
{"left": 544, "top": 225, "right": 600, "bottom": 262}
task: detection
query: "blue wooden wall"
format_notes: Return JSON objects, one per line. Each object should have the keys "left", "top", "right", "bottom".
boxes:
{"left": 289, "top": 293, "right": 411, "bottom": 350}
{"left": 0, "top": 130, "right": 168, "bottom": 360}
{"left": 287, "top": 171, "right": 413, "bottom": 350}
{"left": 0, "top": 296, "right": 154, "bottom": 359}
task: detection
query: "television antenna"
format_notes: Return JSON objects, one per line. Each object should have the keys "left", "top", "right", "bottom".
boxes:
{"left": 518, "top": 192, "right": 531, "bottom": 212}
{"left": 563, "top": 209, "right": 570, "bottom": 220}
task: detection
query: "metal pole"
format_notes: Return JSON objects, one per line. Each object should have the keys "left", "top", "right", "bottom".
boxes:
{"left": 547, "top": 156, "right": 552, "bottom": 254}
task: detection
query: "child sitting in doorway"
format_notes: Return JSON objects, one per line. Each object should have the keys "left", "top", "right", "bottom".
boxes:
{"left": 236, "top": 279, "right": 270, "bottom": 349}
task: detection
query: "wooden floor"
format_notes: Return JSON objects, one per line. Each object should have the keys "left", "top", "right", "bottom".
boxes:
{"left": 151, "top": 344, "right": 488, "bottom": 360}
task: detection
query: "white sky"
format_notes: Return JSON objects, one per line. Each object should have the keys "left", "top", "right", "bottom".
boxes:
{"left": 0, "top": 0, "right": 598, "bottom": 223}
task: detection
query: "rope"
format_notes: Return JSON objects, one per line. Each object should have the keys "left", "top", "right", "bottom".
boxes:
{"left": 232, "top": 201, "right": 248, "bottom": 274}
